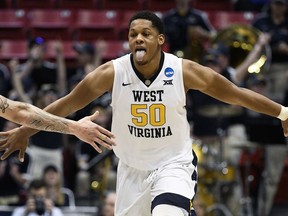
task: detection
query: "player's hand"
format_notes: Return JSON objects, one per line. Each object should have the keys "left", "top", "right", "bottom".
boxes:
{"left": 281, "top": 119, "right": 288, "bottom": 137}
{"left": 73, "top": 111, "right": 116, "bottom": 153}
{"left": 0, "top": 127, "right": 29, "bottom": 162}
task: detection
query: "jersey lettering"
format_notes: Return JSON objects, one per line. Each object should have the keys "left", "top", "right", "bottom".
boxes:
{"left": 130, "top": 90, "right": 172, "bottom": 138}
{"left": 128, "top": 125, "right": 172, "bottom": 138}
{"left": 132, "top": 90, "right": 164, "bottom": 102}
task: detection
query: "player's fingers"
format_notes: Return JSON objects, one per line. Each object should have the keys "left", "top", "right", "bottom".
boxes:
{"left": 90, "top": 141, "right": 102, "bottom": 153}
{"left": 0, "top": 131, "right": 9, "bottom": 136}
{"left": 94, "top": 136, "right": 113, "bottom": 150}
{"left": 284, "top": 128, "right": 288, "bottom": 137}
{"left": 18, "top": 149, "right": 26, "bottom": 162}
{"left": 98, "top": 126, "right": 116, "bottom": 141}
{"left": 0, "top": 142, "right": 8, "bottom": 151}
{"left": 1, "top": 148, "right": 15, "bottom": 161}
{"left": 100, "top": 134, "right": 114, "bottom": 149}
{"left": 89, "top": 110, "right": 99, "bottom": 121}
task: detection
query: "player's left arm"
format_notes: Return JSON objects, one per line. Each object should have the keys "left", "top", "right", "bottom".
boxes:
{"left": 182, "top": 59, "right": 288, "bottom": 136}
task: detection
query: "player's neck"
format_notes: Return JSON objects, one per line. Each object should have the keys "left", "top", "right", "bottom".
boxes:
{"left": 134, "top": 52, "right": 163, "bottom": 79}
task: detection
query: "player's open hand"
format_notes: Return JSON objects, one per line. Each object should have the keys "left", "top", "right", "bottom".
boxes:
{"left": 72, "top": 110, "right": 116, "bottom": 153}
{"left": 0, "top": 127, "right": 29, "bottom": 162}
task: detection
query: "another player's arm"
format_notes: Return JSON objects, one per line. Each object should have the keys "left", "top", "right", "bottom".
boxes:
{"left": 15, "top": 61, "right": 114, "bottom": 133}
{"left": 0, "top": 95, "right": 92, "bottom": 135}
{"left": 0, "top": 62, "right": 116, "bottom": 161}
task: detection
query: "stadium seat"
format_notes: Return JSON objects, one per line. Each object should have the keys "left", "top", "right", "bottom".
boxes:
{"left": 61, "top": 187, "right": 76, "bottom": 209}
{"left": 45, "top": 40, "right": 77, "bottom": 63}
{"left": 101, "top": 40, "right": 130, "bottom": 62}
{"left": 0, "top": 39, "right": 28, "bottom": 61}
{"left": 193, "top": 0, "right": 232, "bottom": 11}
{"left": 27, "top": 9, "right": 75, "bottom": 40}
{"left": 101, "top": 0, "right": 147, "bottom": 10}
{"left": 14, "top": 0, "right": 58, "bottom": 9}
{"left": 118, "top": 10, "right": 163, "bottom": 40}
{"left": 210, "top": 11, "right": 256, "bottom": 30}
{"left": 73, "top": 9, "right": 121, "bottom": 41}
{"left": 57, "top": 0, "right": 98, "bottom": 9}
{"left": 0, "top": 9, "right": 28, "bottom": 39}
{"left": 117, "top": 10, "right": 136, "bottom": 40}
{"left": 0, "top": 0, "right": 13, "bottom": 8}
{"left": 0, "top": 206, "right": 14, "bottom": 216}
{"left": 146, "top": 0, "right": 175, "bottom": 12}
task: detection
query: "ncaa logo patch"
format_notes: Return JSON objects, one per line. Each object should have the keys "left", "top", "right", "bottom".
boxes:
{"left": 164, "top": 67, "right": 174, "bottom": 78}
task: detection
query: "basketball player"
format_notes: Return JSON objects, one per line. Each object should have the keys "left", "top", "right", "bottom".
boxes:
{"left": 0, "top": 95, "right": 115, "bottom": 159}
{"left": 1, "top": 11, "right": 288, "bottom": 216}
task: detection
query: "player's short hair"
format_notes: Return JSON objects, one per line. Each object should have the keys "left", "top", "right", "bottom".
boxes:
{"left": 129, "top": 11, "right": 164, "bottom": 34}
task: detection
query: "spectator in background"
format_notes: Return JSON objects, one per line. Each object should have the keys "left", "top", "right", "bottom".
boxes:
{"left": 42, "top": 164, "right": 69, "bottom": 207}
{"left": 7, "top": 38, "right": 68, "bottom": 181}
{"left": 162, "top": 0, "right": 216, "bottom": 62}
{"left": 75, "top": 103, "right": 115, "bottom": 199}
{"left": 65, "top": 41, "right": 110, "bottom": 193}
{"left": 9, "top": 37, "right": 66, "bottom": 104}
{"left": 233, "top": 0, "right": 269, "bottom": 12}
{"left": 243, "top": 75, "right": 288, "bottom": 216}
{"left": 187, "top": 33, "right": 270, "bottom": 215}
{"left": 252, "top": 0, "right": 288, "bottom": 104}
{"left": 188, "top": 32, "right": 270, "bottom": 143}
{"left": 98, "top": 191, "right": 116, "bottom": 216}
{"left": 28, "top": 84, "right": 66, "bottom": 179}
{"left": 0, "top": 63, "right": 12, "bottom": 130}
{"left": 192, "top": 196, "right": 206, "bottom": 216}
{"left": 0, "top": 121, "right": 31, "bottom": 206}
{"left": 67, "top": 40, "right": 108, "bottom": 123}
{"left": 251, "top": 3, "right": 288, "bottom": 215}
{"left": 68, "top": 40, "right": 106, "bottom": 83}
{"left": 0, "top": 63, "right": 11, "bottom": 98}
{"left": 12, "top": 179, "right": 63, "bottom": 216}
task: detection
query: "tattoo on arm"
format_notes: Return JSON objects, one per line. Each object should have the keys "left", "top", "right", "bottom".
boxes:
{"left": 28, "top": 111, "right": 70, "bottom": 134}
{"left": 0, "top": 96, "right": 9, "bottom": 113}
{"left": 0, "top": 97, "right": 71, "bottom": 134}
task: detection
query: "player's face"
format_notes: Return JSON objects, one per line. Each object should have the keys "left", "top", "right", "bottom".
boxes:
{"left": 128, "top": 19, "right": 164, "bottom": 66}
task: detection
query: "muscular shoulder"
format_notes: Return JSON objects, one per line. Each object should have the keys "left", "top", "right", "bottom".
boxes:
{"left": 83, "top": 61, "right": 115, "bottom": 93}
{"left": 182, "top": 59, "right": 217, "bottom": 92}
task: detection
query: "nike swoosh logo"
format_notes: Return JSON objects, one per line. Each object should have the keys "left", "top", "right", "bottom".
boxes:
{"left": 122, "top": 82, "right": 132, "bottom": 86}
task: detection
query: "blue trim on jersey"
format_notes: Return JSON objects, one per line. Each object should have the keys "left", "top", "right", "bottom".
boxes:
{"left": 192, "top": 169, "right": 197, "bottom": 181}
{"left": 192, "top": 149, "right": 198, "bottom": 201}
{"left": 192, "top": 149, "right": 198, "bottom": 181}
{"left": 192, "top": 149, "right": 198, "bottom": 166}
{"left": 191, "top": 209, "right": 197, "bottom": 216}
{"left": 151, "top": 192, "right": 192, "bottom": 214}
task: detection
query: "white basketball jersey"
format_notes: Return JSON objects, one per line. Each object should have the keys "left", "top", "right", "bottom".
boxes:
{"left": 111, "top": 52, "right": 193, "bottom": 170}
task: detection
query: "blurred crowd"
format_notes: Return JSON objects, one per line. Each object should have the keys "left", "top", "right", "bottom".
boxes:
{"left": 0, "top": 0, "right": 288, "bottom": 216}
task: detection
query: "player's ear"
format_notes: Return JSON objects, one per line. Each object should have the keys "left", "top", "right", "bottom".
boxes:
{"left": 158, "top": 34, "right": 165, "bottom": 45}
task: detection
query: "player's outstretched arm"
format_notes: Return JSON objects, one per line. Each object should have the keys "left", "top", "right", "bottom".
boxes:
{"left": 0, "top": 95, "right": 115, "bottom": 161}
{"left": 182, "top": 60, "right": 288, "bottom": 137}
{"left": 278, "top": 106, "right": 288, "bottom": 137}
